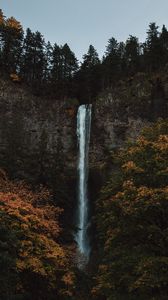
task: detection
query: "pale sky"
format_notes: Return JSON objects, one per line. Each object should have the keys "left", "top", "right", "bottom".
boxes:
{"left": 1, "top": 0, "right": 168, "bottom": 61}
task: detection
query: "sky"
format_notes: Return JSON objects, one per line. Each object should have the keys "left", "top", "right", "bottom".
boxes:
{"left": 1, "top": 0, "right": 168, "bottom": 61}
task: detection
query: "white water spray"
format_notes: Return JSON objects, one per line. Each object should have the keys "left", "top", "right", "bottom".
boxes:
{"left": 75, "top": 104, "right": 92, "bottom": 259}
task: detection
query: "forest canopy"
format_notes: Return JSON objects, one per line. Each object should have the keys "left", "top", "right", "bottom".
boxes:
{"left": 1, "top": 9, "right": 168, "bottom": 100}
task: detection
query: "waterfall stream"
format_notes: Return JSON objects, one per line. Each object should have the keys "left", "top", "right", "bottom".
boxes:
{"left": 75, "top": 104, "right": 92, "bottom": 260}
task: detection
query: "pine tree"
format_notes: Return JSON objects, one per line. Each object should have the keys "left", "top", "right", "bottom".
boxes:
{"left": 105, "top": 37, "right": 118, "bottom": 56}
{"left": 21, "top": 29, "right": 46, "bottom": 87}
{"left": 160, "top": 25, "right": 168, "bottom": 66}
{"left": 61, "top": 43, "right": 78, "bottom": 79}
{"left": 51, "top": 43, "right": 78, "bottom": 97}
{"left": 44, "top": 41, "right": 53, "bottom": 81}
{"left": 0, "top": 16, "right": 23, "bottom": 74}
{"left": 125, "top": 35, "right": 140, "bottom": 74}
{"left": 144, "top": 22, "right": 161, "bottom": 71}
{"left": 81, "top": 44, "right": 100, "bottom": 70}
{"left": 76, "top": 45, "right": 101, "bottom": 101}
{"left": 0, "top": 9, "right": 5, "bottom": 73}
{"left": 50, "top": 43, "right": 62, "bottom": 95}
{"left": 103, "top": 37, "right": 122, "bottom": 86}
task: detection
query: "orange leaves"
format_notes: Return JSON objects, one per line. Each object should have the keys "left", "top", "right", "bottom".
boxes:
{"left": 122, "top": 179, "right": 135, "bottom": 190}
{"left": 0, "top": 191, "right": 61, "bottom": 239}
{"left": 0, "top": 171, "right": 75, "bottom": 295}
{"left": 153, "top": 134, "right": 168, "bottom": 152}
{"left": 6, "top": 17, "right": 23, "bottom": 32}
{"left": 122, "top": 161, "right": 144, "bottom": 173}
{"left": 10, "top": 73, "right": 22, "bottom": 83}
{"left": 0, "top": 9, "right": 4, "bottom": 25}
{"left": 62, "top": 272, "right": 75, "bottom": 286}
{"left": 137, "top": 136, "right": 150, "bottom": 147}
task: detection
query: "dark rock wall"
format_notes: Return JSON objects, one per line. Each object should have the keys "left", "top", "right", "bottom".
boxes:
{"left": 0, "top": 79, "right": 77, "bottom": 184}
{"left": 90, "top": 73, "right": 167, "bottom": 167}
{"left": 0, "top": 74, "right": 167, "bottom": 183}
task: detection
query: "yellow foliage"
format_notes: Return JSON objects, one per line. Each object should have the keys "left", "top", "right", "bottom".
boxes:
{"left": 6, "top": 17, "right": 23, "bottom": 31}
{"left": 62, "top": 272, "right": 75, "bottom": 286}
{"left": 0, "top": 16, "right": 4, "bottom": 25}
{"left": 10, "top": 73, "right": 21, "bottom": 83}
{"left": 66, "top": 107, "right": 76, "bottom": 117}
{"left": 122, "top": 161, "right": 144, "bottom": 173}
{"left": 0, "top": 171, "right": 74, "bottom": 294}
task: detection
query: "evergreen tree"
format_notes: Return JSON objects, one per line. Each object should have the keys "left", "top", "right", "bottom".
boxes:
{"left": 44, "top": 41, "right": 53, "bottom": 81}
{"left": 21, "top": 28, "right": 45, "bottom": 87}
{"left": 125, "top": 35, "right": 140, "bottom": 74}
{"left": 61, "top": 43, "right": 78, "bottom": 96}
{"left": 51, "top": 43, "right": 78, "bottom": 97}
{"left": 77, "top": 45, "right": 101, "bottom": 101}
{"left": 0, "top": 16, "right": 23, "bottom": 74}
{"left": 61, "top": 43, "right": 78, "bottom": 79}
{"left": 33, "top": 31, "right": 46, "bottom": 83}
{"left": 103, "top": 37, "right": 122, "bottom": 86}
{"left": 21, "top": 28, "right": 33, "bottom": 82}
{"left": 105, "top": 37, "right": 119, "bottom": 56}
{"left": 50, "top": 43, "right": 63, "bottom": 95}
{"left": 81, "top": 44, "right": 100, "bottom": 69}
{"left": 0, "top": 9, "right": 5, "bottom": 73}
{"left": 144, "top": 22, "right": 161, "bottom": 71}
{"left": 160, "top": 25, "right": 168, "bottom": 66}
{"left": 51, "top": 43, "right": 62, "bottom": 81}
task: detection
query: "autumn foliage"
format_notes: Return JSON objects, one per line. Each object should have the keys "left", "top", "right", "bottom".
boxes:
{"left": 0, "top": 171, "right": 76, "bottom": 300}
{"left": 93, "top": 120, "right": 168, "bottom": 300}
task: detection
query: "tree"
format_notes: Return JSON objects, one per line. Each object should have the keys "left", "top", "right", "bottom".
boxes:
{"left": 61, "top": 43, "right": 78, "bottom": 79}
{"left": 125, "top": 35, "right": 140, "bottom": 74}
{"left": 103, "top": 37, "right": 122, "bottom": 86}
{"left": 144, "top": 22, "right": 162, "bottom": 71}
{"left": 93, "top": 120, "right": 168, "bottom": 300}
{"left": 44, "top": 41, "right": 53, "bottom": 81}
{"left": 160, "top": 25, "right": 168, "bottom": 66}
{"left": 21, "top": 29, "right": 46, "bottom": 87}
{"left": 0, "top": 16, "right": 23, "bottom": 74}
{"left": 0, "top": 9, "right": 5, "bottom": 72}
{"left": 81, "top": 45, "right": 100, "bottom": 69}
{"left": 51, "top": 43, "right": 62, "bottom": 81}
{"left": 0, "top": 170, "right": 76, "bottom": 299}
{"left": 51, "top": 43, "right": 78, "bottom": 97}
{"left": 76, "top": 45, "right": 101, "bottom": 101}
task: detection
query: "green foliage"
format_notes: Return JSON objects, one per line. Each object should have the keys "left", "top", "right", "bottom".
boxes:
{"left": 21, "top": 28, "right": 46, "bottom": 85}
{"left": 51, "top": 43, "right": 78, "bottom": 97}
{"left": 93, "top": 120, "right": 168, "bottom": 300}
{"left": 125, "top": 36, "right": 140, "bottom": 73}
{"left": 76, "top": 45, "right": 101, "bottom": 101}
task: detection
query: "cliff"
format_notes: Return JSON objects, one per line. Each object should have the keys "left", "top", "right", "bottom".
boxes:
{"left": 91, "top": 72, "right": 167, "bottom": 165}
{"left": 0, "top": 72, "right": 167, "bottom": 197}
{"left": 0, "top": 78, "right": 77, "bottom": 182}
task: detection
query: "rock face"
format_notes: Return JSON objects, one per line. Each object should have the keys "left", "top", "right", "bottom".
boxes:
{"left": 90, "top": 73, "right": 167, "bottom": 167}
{"left": 0, "top": 79, "right": 77, "bottom": 184}
{"left": 0, "top": 73, "right": 167, "bottom": 184}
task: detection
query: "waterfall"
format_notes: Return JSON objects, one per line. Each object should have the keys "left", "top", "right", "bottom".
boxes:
{"left": 75, "top": 104, "right": 92, "bottom": 260}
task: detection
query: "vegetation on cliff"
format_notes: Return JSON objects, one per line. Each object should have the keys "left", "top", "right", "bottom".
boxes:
{"left": 93, "top": 119, "right": 168, "bottom": 300}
